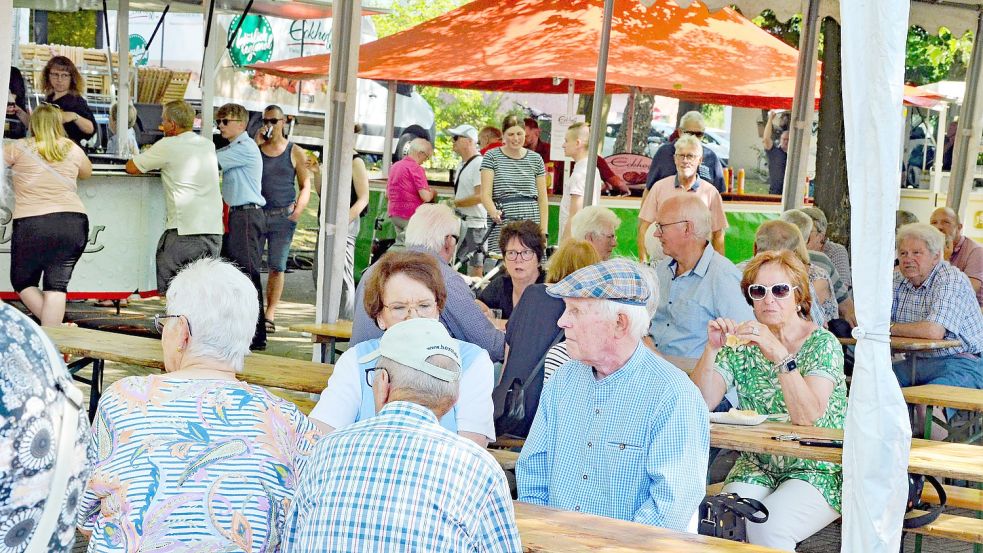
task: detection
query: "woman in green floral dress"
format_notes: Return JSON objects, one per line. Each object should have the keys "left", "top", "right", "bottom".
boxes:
{"left": 690, "top": 250, "right": 847, "bottom": 551}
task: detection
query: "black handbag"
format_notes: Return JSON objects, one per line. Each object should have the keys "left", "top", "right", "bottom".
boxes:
{"left": 903, "top": 473, "right": 946, "bottom": 529}
{"left": 494, "top": 330, "right": 564, "bottom": 437}
{"left": 698, "top": 493, "right": 769, "bottom": 543}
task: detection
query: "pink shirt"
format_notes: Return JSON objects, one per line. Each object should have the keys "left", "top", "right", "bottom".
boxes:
{"left": 951, "top": 235, "right": 983, "bottom": 305}
{"left": 3, "top": 139, "right": 87, "bottom": 219}
{"left": 386, "top": 157, "right": 430, "bottom": 219}
{"left": 638, "top": 175, "right": 728, "bottom": 232}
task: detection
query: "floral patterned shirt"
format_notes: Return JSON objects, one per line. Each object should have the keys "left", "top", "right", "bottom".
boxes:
{"left": 79, "top": 375, "right": 321, "bottom": 552}
{"left": 0, "top": 304, "right": 95, "bottom": 552}
{"left": 714, "top": 328, "right": 847, "bottom": 512}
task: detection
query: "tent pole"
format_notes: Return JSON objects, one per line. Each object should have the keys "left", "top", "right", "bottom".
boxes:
{"left": 946, "top": 12, "right": 983, "bottom": 218}
{"left": 565, "top": 78, "right": 575, "bottom": 183}
{"left": 0, "top": 0, "right": 12, "bottom": 192}
{"left": 314, "top": 0, "right": 360, "bottom": 349}
{"left": 116, "top": 0, "right": 130, "bottom": 157}
{"left": 626, "top": 87, "right": 636, "bottom": 150}
{"left": 782, "top": 0, "right": 820, "bottom": 210}
{"left": 932, "top": 103, "right": 947, "bottom": 193}
{"left": 584, "top": 0, "right": 615, "bottom": 207}
{"left": 382, "top": 80, "right": 396, "bottom": 177}
{"left": 199, "top": 1, "right": 219, "bottom": 140}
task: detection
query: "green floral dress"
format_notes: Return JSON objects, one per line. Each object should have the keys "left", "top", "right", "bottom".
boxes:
{"left": 714, "top": 328, "right": 847, "bottom": 512}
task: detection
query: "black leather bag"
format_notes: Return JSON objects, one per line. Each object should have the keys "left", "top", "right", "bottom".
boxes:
{"left": 698, "top": 493, "right": 769, "bottom": 543}
{"left": 494, "top": 330, "right": 564, "bottom": 437}
{"left": 903, "top": 473, "right": 946, "bottom": 529}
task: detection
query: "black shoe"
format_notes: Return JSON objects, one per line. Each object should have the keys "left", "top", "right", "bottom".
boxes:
{"left": 250, "top": 342, "right": 267, "bottom": 352}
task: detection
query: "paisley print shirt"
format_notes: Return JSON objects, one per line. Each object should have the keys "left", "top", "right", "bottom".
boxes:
{"left": 0, "top": 304, "right": 94, "bottom": 552}
{"left": 79, "top": 375, "right": 320, "bottom": 552}
{"left": 714, "top": 328, "right": 847, "bottom": 512}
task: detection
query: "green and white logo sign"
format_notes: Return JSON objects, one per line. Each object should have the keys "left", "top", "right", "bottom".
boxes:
{"left": 129, "top": 34, "right": 149, "bottom": 66}
{"left": 227, "top": 15, "right": 274, "bottom": 68}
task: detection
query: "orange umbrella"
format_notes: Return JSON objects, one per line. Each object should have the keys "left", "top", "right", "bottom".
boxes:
{"left": 248, "top": 0, "right": 942, "bottom": 109}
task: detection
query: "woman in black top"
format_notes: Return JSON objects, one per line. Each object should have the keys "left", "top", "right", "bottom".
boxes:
{"left": 477, "top": 220, "right": 545, "bottom": 319}
{"left": 5, "top": 67, "right": 31, "bottom": 138}
{"left": 41, "top": 56, "right": 96, "bottom": 145}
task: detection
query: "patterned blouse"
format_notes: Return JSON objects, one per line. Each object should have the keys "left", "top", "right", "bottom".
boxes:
{"left": 714, "top": 328, "right": 847, "bottom": 512}
{"left": 0, "top": 304, "right": 94, "bottom": 552}
{"left": 79, "top": 375, "right": 321, "bottom": 551}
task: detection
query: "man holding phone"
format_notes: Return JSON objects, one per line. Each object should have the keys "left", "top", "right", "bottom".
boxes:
{"left": 255, "top": 105, "right": 311, "bottom": 334}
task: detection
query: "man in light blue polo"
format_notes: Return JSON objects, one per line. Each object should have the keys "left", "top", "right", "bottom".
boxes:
{"left": 649, "top": 195, "right": 752, "bottom": 409}
{"left": 517, "top": 259, "right": 709, "bottom": 531}
{"left": 215, "top": 102, "right": 267, "bottom": 350}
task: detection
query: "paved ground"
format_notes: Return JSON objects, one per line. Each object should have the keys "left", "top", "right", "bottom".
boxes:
{"left": 57, "top": 265, "right": 970, "bottom": 552}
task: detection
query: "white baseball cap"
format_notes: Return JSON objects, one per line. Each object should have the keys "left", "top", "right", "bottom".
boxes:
{"left": 446, "top": 124, "right": 479, "bottom": 143}
{"left": 357, "top": 318, "right": 461, "bottom": 382}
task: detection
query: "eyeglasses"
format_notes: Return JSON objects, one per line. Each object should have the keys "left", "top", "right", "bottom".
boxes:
{"left": 153, "top": 313, "right": 193, "bottom": 336}
{"left": 682, "top": 130, "right": 705, "bottom": 138}
{"left": 215, "top": 118, "right": 241, "bottom": 126}
{"left": 364, "top": 366, "right": 385, "bottom": 388}
{"left": 651, "top": 220, "right": 688, "bottom": 234}
{"left": 261, "top": 118, "right": 283, "bottom": 125}
{"left": 747, "top": 283, "right": 798, "bottom": 301}
{"left": 590, "top": 231, "right": 617, "bottom": 241}
{"left": 674, "top": 153, "right": 700, "bottom": 162}
{"left": 49, "top": 72, "right": 72, "bottom": 80}
{"left": 504, "top": 249, "right": 537, "bottom": 261}
{"left": 384, "top": 301, "right": 438, "bottom": 319}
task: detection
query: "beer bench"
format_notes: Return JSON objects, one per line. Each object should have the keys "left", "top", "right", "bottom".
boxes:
{"left": 289, "top": 320, "right": 353, "bottom": 363}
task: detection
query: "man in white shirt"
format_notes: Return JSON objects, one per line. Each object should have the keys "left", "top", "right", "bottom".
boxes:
{"left": 560, "top": 122, "right": 601, "bottom": 240}
{"left": 446, "top": 124, "right": 487, "bottom": 276}
{"left": 126, "top": 100, "right": 223, "bottom": 294}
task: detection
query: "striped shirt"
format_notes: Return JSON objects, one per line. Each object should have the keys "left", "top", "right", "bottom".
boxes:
{"left": 822, "top": 241, "right": 852, "bottom": 290}
{"left": 543, "top": 341, "right": 570, "bottom": 383}
{"left": 517, "top": 344, "right": 709, "bottom": 531}
{"left": 893, "top": 261, "right": 983, "bottom": 357}
{"left": 282, "top": 401, "right": 521, "bottom": 552}
{"left": 79, "top": 375, "right": 320, "bottom": 551}
{"left": 480, "top": 148, "right": 544, "bottom": 254}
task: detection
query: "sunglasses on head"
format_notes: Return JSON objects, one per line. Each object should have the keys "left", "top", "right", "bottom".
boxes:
{"left": 747, "top": 283, "right": 797, "bottom": 301}
{"left": 215, "top": 118, "right": 240, "bottom": 126}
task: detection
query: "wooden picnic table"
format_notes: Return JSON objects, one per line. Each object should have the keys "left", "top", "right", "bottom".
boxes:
{"left": 837, "top": 335, "right": 963, "bottom": 383}
{"left": 45, "top": 326, "right": 333, "bottom": 418}
{"left": 903, "top": 384, "right": 983, "bottom": 413}
{"left": 710, "top": 421, "right": 983, "bottom": 482}
{"left": 289, "top": 320, "right": 353, "bottom": 363}
{"left": 514, "top": 502, "right": 783, "bottom": 552}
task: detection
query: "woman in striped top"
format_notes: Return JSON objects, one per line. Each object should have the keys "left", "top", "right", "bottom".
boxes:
{"left": 479, "top": 114, "right": 548, "bottom": 254}
{"left": 78, "top": 259, "right": 320, "bottom": 551}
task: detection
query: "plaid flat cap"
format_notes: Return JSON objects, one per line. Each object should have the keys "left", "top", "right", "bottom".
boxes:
{"left": 546, "top": 259, "right": 650, "bottom": 306}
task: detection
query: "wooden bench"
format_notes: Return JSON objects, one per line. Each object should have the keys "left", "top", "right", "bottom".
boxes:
{"left": 903, "top": 384, "right": 983, "bottom": 443}
{"left": 514, "top": 502, "right": 783, "bottom": 552}
{"left": 44, "top": 326, "right": 333, "bottom": 419}
{"left": 289, "top": 320, "right": 353, "bottom": 363}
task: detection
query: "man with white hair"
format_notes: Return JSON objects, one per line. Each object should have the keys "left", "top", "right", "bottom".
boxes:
{"left": 387, "top": 137, "right": 436, "bottom": 236}
{"left": 781, "top": 209, "right": 855, "bottom": 325}
{"left": 446, "top": 124, "right": 487, "bottom": 277}
{"left": 648, "top": 195, "right": 752, "bottom": 375}
{"left": 352, "top": 204, "right": 506, "bottom": 361}
{"left": 892, "top": 223, "right": 983, "bottom": 398}
{"left": 643, "top": 111, "right": 725, "bottom": 195}
{"left": 517, "top": 258, "right": 709, "bottom": 531}
{"left": 570, "top": 205, "right": 621, "bottom": 261}
{"left": 930, "top": 206, "right": 983, "bottom": 306}
{"left": 800, "top": 206, "right": 851, "bottom": 291}
{"left": 284, "top": 318, "right": 520, "bottom": 551}
{"left": 638, "top": 134, "right": 727, "bottom": 259}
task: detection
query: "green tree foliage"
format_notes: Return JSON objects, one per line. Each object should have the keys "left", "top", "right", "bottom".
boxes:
{"left": 372, "top": 0, "right": 506, "bottom": 169}
{"left": 750, "top": 9, "right": 801, "bottom": 49}
{"left": 905, "top": 26, "right": 973, "bottom": 86}
{"left": 46, "top": 11, "right": 98, "bottom": 48}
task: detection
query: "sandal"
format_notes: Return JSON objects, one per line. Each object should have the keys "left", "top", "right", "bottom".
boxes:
{"left": 265, "top": 319, "right": 276, "bottom": 333}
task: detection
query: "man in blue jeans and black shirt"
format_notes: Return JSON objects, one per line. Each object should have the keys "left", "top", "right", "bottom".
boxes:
{"left": 256, "top": 105, "right": 311, "bottom": 334}
{"left": 216, "top": 102, "right": 267, "bottom": 350}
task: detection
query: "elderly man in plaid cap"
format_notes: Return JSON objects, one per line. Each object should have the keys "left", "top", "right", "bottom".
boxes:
{"left": 516, "top": 259, "right": 710, "bottom": 532}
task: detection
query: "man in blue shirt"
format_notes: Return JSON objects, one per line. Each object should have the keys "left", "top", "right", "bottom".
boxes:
{"left": 517, "top": 259, "right": 709, "bottom": 532}
{"left": 643, "top": 111, "right": 725, "bottom": 195}
{"left": 283, "top": 318, "right": 520, "bottom": 552}
{"left": 215, "top": 103, "right": 267, "bottom": 350}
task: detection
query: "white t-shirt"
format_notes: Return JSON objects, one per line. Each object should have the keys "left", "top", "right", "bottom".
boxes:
{"left": 454, "top": 154, "right": 487, "bottom": 229}
{"left": 309, "top": 338, "right": 497, "bottom": 440}
{"left": 559, "top": 157, "right": 602, "bottom": 238}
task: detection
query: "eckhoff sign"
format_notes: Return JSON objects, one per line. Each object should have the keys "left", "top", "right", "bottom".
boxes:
{"left": 0, "top": 173, "right": 166, "bottom": 300}
{"left": 604, "top": 153, "right": 652, "bottom": 193}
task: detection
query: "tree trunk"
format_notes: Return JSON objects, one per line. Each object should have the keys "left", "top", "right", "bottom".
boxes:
{"left": 579, "top": 94, "right": 613, "bottom": 155}
{"left": 814, "top": 17, "right": 850, "bottom": 247}
{"left": 614, "top": 92, "right": 655, "bottom": 155}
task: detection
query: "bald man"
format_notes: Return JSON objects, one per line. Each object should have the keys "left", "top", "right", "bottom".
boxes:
{"left": 931, "top": 207, "right": 983, "bottom": 306}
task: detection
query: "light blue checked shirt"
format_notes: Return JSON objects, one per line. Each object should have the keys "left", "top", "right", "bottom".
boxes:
{"left": 893, "top": 261, "right": 983, "bottom": 357}
{"left": 650, "top": 243, "right": 754, "bottom": 360}
{"left": 216, "top": 131, "right": 265, "bottom": 207}
{"left": 282, "top": 401, "right": 521, "bottom": 552}
{"left": 516, "top": 344, "right": 709, "bottom": 531}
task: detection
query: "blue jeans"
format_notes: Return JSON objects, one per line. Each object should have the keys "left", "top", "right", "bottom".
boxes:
{"left": 262, "top": 208, "right": 297, "bottom": 272}
{"left": 893, "top": 353, "right": 983, "bottom": 419}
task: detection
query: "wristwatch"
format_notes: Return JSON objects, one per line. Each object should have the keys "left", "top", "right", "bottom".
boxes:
{"left": 774, "top": 355, "right": 798, "bottom": 374}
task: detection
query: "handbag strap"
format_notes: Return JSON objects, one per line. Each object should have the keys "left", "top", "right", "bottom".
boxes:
{"left": 903, "top": 475, "right": 946, "bottom": 529}
{"left": 26, "top": 346, "right": 84, "bottom": 551}
{"left": 726, "top": 496, "right": 769, "bottom": 524}
{"left": 15, "top": 140, "right": 79, "bottom": 190}
{"left": 525, "top": 328, "right": 565, "bottom": 385}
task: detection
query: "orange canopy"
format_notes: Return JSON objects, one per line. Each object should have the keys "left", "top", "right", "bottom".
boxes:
{"left": 248, "top": 0, "right": 942, "bottom": 110}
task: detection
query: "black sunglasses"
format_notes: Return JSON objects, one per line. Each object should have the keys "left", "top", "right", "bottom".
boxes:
{"left": 216, "top": 118, "right": 241, "bottom": 126}
{"left": 683, "top": 130, "right": 705, "bottom": 138}
{"left": 262, "top": 117, "right": 283, "bottom": 125}
{"left": 747, "top": 283, "right": 797, "bottom": 301}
